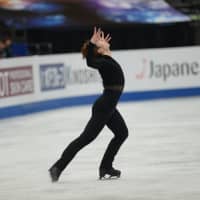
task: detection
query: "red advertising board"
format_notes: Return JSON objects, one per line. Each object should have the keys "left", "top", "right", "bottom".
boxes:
{"left": 0, "top": 66, "right": 34, "bottom": 98}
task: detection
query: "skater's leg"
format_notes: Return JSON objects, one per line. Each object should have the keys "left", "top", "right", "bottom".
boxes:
{"left": 49, "top": 90, "right": 121, "bottom": 181}
{"left": 100, "top": 109, "right": 128, "bottom": 170}
{"left": 53, "top": 112, "right": 109, "bottom": 172}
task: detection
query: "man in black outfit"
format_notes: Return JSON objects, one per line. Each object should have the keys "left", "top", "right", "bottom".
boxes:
{"left": 49, "top": 27, "right": 128, "bottom": 181}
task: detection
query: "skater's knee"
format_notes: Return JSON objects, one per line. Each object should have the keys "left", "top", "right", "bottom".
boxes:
{"left": 122, "top": 125, "right": 129, "bottom": 139}
{"left": 116, "top": 127, "right": 129, "bottom": 141}
{"left": 122, "top": 128, "right": 129, "bottom": 140}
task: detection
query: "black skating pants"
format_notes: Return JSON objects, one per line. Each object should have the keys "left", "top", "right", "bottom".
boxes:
{"left": 53, "top": 89, "right": 128, "bottom": 172}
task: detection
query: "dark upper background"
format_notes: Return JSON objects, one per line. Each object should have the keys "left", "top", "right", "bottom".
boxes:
{"left": 0, "top": 0, "right": 200, "bottom": 55}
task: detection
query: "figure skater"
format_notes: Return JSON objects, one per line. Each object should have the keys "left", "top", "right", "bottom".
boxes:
{"left": 49, "top": 27, "right": 128, "bottom": 181}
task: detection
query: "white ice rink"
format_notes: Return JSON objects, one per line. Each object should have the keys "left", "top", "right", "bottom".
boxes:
{"left": 0, "top": 97, "right": 200, "bottom": 200}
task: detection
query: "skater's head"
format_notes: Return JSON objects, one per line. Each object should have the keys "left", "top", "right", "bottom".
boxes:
{"left": 81, "top": 27, "right": 112, "bottom": 58}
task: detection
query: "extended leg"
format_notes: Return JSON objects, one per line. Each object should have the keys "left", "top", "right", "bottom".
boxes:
{"left": 54, "top": 113, "right": 108, "bottom": 169}
{"left": 49, "top": 110, "right": 110, "bottom": 182}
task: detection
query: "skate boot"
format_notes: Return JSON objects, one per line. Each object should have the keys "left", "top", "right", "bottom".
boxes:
{"left": 48, "top": 166, "right": 61, "bottom": 182}
{"left": 99, "top": 167, "right": 121, "bottom": 180}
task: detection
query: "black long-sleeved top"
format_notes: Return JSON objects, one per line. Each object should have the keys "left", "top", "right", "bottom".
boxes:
{"left": 86, "top": 42, "right": 125, "bottom": 89}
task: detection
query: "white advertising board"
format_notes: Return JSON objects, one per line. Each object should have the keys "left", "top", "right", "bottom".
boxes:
{"left": 115, "top": 46, "right": 200, "bottom": 91}
{"left": 0, "top": 46, "right": 200, "bottom": 118}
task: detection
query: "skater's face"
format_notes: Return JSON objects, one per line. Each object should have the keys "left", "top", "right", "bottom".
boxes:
{"left": 96, "top": 39, "right": 110, "bottom": 49}
{"left": 96, "top": 40, "right": 110, "bottom": 55}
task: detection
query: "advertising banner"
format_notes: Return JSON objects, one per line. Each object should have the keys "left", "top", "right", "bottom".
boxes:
{"left": 40, "top": 63, "right": 66, "bottom": 91}
{"left": 114, "top": 47, "right": 200, "bottom": 91}
{"left": 0, "top": 66, "right": 34, "bottom": 98}
{"left": 0, "top": 46, "right": 200, "bottom": 119}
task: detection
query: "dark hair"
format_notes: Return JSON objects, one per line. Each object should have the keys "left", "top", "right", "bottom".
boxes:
{"left": 81, "top": 40, "right": 99, "bottom": 59}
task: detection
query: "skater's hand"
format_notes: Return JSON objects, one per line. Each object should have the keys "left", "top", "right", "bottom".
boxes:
{"left": 90, "top": 27, "right": 111, "bottom": 45}
{"left": 90, "top": 27, "right": 112, "bottom": 56}
{"left": 99, "top": 30, "right": 112, "bottom": 43}
{"left": 104, "top": 33, "right": 112, "bottom": 43}
{"left": 90, "top": 27, "right": 101, "bottom": 44}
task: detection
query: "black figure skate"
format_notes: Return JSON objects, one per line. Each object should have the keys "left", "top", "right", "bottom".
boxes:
{"left": 99, "top": 167, "right": 121, "bottom": 180}
{"left": 49, "top": 166, "right": 61, "bottom": 182}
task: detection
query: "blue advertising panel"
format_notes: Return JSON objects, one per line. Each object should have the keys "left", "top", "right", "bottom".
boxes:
{"left": 40, "top": 63, "right": 66, "bottom": 91}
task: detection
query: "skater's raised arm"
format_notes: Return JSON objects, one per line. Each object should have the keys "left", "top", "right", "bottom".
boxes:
{"left": 81, "top": 27, "right": 112, "bottom": 69}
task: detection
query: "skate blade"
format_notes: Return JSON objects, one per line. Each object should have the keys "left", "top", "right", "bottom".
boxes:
{"left": 99, "top": 174, "right": 120, "bottom": 180}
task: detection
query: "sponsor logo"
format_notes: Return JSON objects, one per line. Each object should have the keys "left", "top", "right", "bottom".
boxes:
{"left": 40, "top": 63, "right": 66, "bottom": 91}
{"left": 40, "top": 63, "right": 101, "bottom": 92}
{"left": 135, "top": 59, "right": 147, "bottom": 80}
{"left": 66, "top": 67, "right": 101, "bottom": 85}
{"left": 0, "top": 66, "right": 34, "bottom": 98}
{"left": 135, "top": 59, "right": 200, "bottom": 81}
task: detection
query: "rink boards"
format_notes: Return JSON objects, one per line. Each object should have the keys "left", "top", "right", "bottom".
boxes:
{"left": 0, "top": 46, "right": 200, "bottom": 119}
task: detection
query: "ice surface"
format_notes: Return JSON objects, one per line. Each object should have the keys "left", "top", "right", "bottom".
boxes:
{"left": 0, "top": 97, "right": 200, "bottom": 200}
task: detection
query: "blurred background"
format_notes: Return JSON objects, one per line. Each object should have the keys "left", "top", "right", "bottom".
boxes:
{"left": 0, "top": 0, "right": 200, "bottom": 57}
